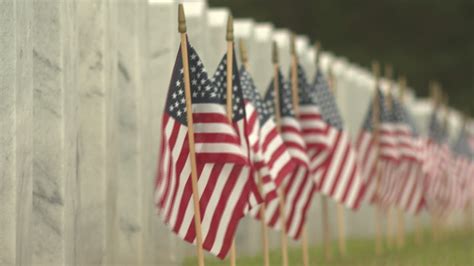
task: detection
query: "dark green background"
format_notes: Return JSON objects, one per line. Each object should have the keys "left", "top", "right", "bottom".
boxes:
{"left": 209, "top": 0, "right": 473, "bottom": 115}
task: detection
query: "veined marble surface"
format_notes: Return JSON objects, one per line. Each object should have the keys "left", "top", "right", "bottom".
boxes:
{"left": 103, "top": 1, "right": 119, "bottom": 264}
{"left": 114, "top": 0, "right": 145, "bottom": 264}
{"left": 250, "top": 23, "right": 274, "bottom": 94}
{"left": 76, "top": 0, "right": 109, "bottom": 264}
{"left": 206, "top": 8, "right": 229, "bottom": 72}
{"left": 182, "top": 1, "right": 209, "bottom": 71}
{"left": 0, "top": 1, "right": 17, "bottom": 264}
{"left": 0, "top": 0, "right": 467, "bottom": 264}
{"left": 15, "top": 0, "right": 34, "bottom": 264}
{"left": 147, "top": 1, "right": 183, "bottom": 265}
{"left": 31, "top": 0, "right": 78, "bottom": 264}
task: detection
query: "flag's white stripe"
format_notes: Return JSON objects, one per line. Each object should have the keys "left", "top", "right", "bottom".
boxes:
{"left": 200, "top": 164, "right": 232, "bottom": 244}
{"left": 265, "top": 199, "right": 280, "bottom": 228}
{"left": 157, "top": 132, "right": 171, "bottom": 201}
{"left": 346, "top": 172, "right": 363, "bottom": 208}
{"left": 193, "top": 103, "right": 228, "bottom": 115}
{"left": 299, "top": 106, "right": 322, "bottom": 115}
{"left": 398, "top": 163, "right": 414, "bottom": 207}
{"left": 263, "top": 130, "right": 281, "bottom": 162}
{"left": 304, "top": 135, "right": 331, "bottom": 145}
{"left": 167, "top": 156, "right": 189, "bottom": 228}
{"left": 284, "top": 168, "right": 306, "bottom": 226}
{"left": 210, "top": 167, "right": 249, "bottom": 254}
{"left": 300, "top": 120, "right": 327, "bottom": 130}
{"left": 334, "top": 143, "right": 357, "bottom": 201}
{"left": 260, "top": 119, "right": 275, "bottom": 140}
{"left": 287, "top": 174, "right": 313, "bottom": 237}
{"left": 309, "top": 150, "right": 329, "bottom": 176}
{"left": 194, "top": 122, "right": 239, "bottom": 137}
{"left": 282, "top": 131, "right": 306, "bottom": 148}
{"left": 400, "top": 164, "right": 417, "bottom": 209}
{"left": 165, "top": 123, "right": 188, "bottom": 223}
{"left": 269, "top": 150, "right": 292, "bottom": 179}
{"left": 322, "top": 133, "right": 347, "bottom": 193}
{"left": 281, "top": 117, "right": 303, "bottom": 129}
{"left": 171, "top": 157, "right": 191, "bottom": 237}
{"left": 238, "top": 121, "right": 249, "bottom": 159}
{"left": 195, "top": 143, "right": 246, "bottom": 157}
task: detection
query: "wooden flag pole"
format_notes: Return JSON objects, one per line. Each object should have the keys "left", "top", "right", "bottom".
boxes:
{"left": 178, "top": 5, "right": 205, "bottom": 266}
{"left": 429, "top": 82, "right": 442, "bottom": 242}
{"left": 336, "top": 203, "right": 346, "bottom": 256}
{"left": 372, "top": 61, "right": 384, "bottom": 256}
{"left": 321, "top": 196, "right": 332, "bottom": 260}
{"left": 290, "top": 34, "right": 310, "bottom": 266}
{"left": 384, "top": 64, "right": 395, "bottom": 250}
{"left": 325, "top": 55, "right": 347, "bottom": 257}
{"left": 225, "top": 15, "right": 238, "bottom": 266}
{"left": 396, "top": 76, "right": 407, "bottom": 249}
{"left": 317, "top": 42, "right": 333, "bottom": 261}
{"left": 415, "top": 214, "right": 423, "bottom": 245}
{"left": 239, "top": 39, "right": 270, "bottom": 266}
{"left": 272, "top": 41, "right": 290, "bottom": 266}
{"left": 440, "top": 95, "right": 450, "bottom": 240}
{"left": 429, "top": 82, "right": 438, "bottom": 242}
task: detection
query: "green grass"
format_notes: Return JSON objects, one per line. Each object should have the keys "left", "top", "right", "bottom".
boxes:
{"left": 183, "top": 229, "right": 474, "bottom": 265}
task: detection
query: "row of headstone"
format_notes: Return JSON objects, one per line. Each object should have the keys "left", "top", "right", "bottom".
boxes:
{"left": 0, "top": 0, "right": 466, "bottom": 265}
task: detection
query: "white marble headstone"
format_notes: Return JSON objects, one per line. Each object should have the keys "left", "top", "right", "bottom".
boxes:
{"left": 234, "top": 18, "right": 255, "bottom": 68}
{"left": 147, "top": 0, "right": 183, "bottom": 265}
{"left": 31, "top": 0, "right": 79, "bottom": 264}
{"left": 252, "top": 23, "right": 274, "bottom": 93}
{"left": 113, "top": 0, "right": 147, "bottom": 264}
{"left": 206, "top": 8, "right": 229, "bottom": 72}
{"left": 0, "top": 1, "right": 19, "bottom": 264}
{"left": 75, "top": 1, "right": 114, "bottom": 264}
{"left": 272, "top": 29, "right": 291, "bottom": 79}
{"left": 14, "top": 0, "right": 34, "bottom": 264}
{"left": 181, "top": 0, "right": 209, "bottom": 68}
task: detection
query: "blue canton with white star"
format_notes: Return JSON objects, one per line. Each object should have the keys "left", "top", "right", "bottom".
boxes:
{"left": 166, "top": 42, "right": 209, "bottom": 125}
{"left": 211, "top": 48, "right": 246, "bottom": 122}
{"left": 312, "top": 70, "right": 344, "bottom": 130}
{"left": 392, "top": 98, "right": 419, "bottom": 136}
{"left": 452, "top": 128, "right": 474, "bottom": 158}
{"left": 165, "top": 41, "right": 245, "bottom": 125}
{"left": 240, "top": 66, "right": 272, "bottom": 124}
{"left": 361, "top": 88, "right": 392, "bottom": 132}
{"left": 265, "top": 68, "right": 295, "bottom": 118}
{"left": 428, "top": 109, "right": 448, "bottom": 143}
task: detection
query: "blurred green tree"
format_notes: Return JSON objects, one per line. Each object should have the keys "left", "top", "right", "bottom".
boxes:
{"left": 209, "top": 0, "right": 474, "bottom": 115}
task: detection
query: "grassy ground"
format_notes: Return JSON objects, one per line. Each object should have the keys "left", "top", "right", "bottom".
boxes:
{"left": 183, "top": 229, "right": 474, "bottom": 265}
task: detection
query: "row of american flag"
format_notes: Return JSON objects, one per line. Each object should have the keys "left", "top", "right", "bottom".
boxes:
{"left": 154, "top": 35, "right": 474, "bottom": 259}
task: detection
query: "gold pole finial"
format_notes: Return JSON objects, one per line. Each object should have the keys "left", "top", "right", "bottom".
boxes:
{"left": 372, "top": 61, "right": 380, "bottom": 78}
{"left": 226, "top": 14, "right": 234, "bottom": 41}
{"left": 178, "top": 4, "right": 186, "bottom": 33}
{"left": 239, "top": 39, "right": 248, "bottom": 64}
{"left": 315, "top": 41, "right": 322, "bottom": 66}
{"left": 385, "top": 64, "right": 393, "bottom": 80}
{"left": 290, "top": 33, "right": 296, "bottom": 56}
{"left": 431, "top": 81, "right": 442, "bottom": 108}
{"left": 399, "top": 76, "right": 407, "bottom": 101}
{"left": 272, "top": 41, "right": 279, "bottom": 64}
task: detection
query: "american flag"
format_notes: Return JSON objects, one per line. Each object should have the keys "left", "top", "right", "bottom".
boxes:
{"left": 356, "top": 88, "right": 400, "bottom": 206}
{"left": 260, "top": 68, "right": 316, "bottom": 239}
{"left": 240, "top": 66, "right": 295, "bottom": 203}
{"left": 389, "top": 99, "right": 426, "bottom": 214}
{"left": 300, "top": 67, "right": 365, "bottom": 209}
{"left": 450, "top": 126, "right": 474, "bottom": 209}
{"left": 154, "top": 41, "right": 259, "bottom": 259}
{"left": 422, "top": 109, "right": 453, "bottom": 215}
{"left": 377, "top": 96, "right": 408, "bottom": 207}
